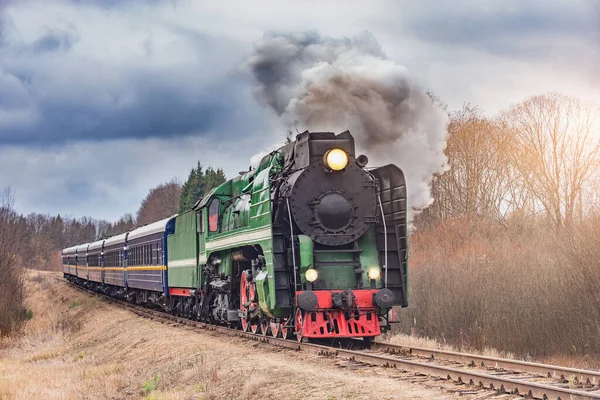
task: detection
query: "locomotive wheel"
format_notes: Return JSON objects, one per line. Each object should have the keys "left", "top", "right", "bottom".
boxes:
{"left": 240, "top": 272, "right": 249, "bottom": 332}
{"left": 295, "top": 308, "right": 304, "bottom": 342}
{"left": 270, "top": 321, "right": 280, "bottom": 338}
{"left": 280, "top": 317, "right": 291, "bottom": 339}
{"left": 250, "top": 321, "right": 259, "bottom": 334}
{"left": 260, "top": 319, "right": 270, "bottom": 336}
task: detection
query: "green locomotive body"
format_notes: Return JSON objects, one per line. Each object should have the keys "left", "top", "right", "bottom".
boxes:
{"left": 165, "top": 130, "right": 408, "bottom": 340}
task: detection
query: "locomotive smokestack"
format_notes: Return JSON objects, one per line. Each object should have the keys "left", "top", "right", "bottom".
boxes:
{"left": 244, "top": 31, "right": 449, "bottom": 217}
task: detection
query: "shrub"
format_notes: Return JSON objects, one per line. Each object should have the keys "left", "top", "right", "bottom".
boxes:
{"left": 0, "top": 189, "right": 26, "bottom": 337}
{"left": 142, "top": 373, "right": 162, "bottom": 394}
{"left": 394, "top": 216, "right": 600, "bottom": 357}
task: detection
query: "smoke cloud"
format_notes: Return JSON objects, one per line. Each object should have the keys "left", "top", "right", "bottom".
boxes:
{"left": 245, "top": 31, "right": 449, "bottom": 213}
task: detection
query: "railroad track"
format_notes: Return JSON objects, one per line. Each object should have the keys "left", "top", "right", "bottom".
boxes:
{"left": 372, "top": 342, "right": 600, "bottom": 388}
{"left": 74, "top": 283, "right": 600, "bottom": 400}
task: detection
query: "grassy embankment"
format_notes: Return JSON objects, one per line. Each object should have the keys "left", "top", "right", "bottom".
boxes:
{"left": 0, "top": 270, "right": 447, "bottom": 400}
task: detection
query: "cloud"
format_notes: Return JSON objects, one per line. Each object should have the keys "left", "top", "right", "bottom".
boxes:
{"left": 399, "top": 1, "right": 598, "bottom": 49}
{"left": 0, "top": 1, "right": 267, "bottom": 145}
{"left": 0, "top": 135, "right": 261, "bottom": 220}
{"left": 31, "top": 28, "right": 78, "bottom": 54}
{"left": 369, "top": 0, "right": 600, "bottom": 111}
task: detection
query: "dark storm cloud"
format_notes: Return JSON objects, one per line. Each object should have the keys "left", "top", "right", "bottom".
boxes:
{"left": 0, "top": 73, "right": 245, "bottom": 144}
{"left": 31, "top": 29, "right": 78, "bottom": 54}
{"left": 0, "top": 135, "right": 258, "bottom": 220}
{"left": 0, "top": 6, "right": 266, "bottom": 146}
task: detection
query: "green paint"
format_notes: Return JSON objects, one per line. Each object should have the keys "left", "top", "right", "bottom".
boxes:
{"left": 194, "top": 152, "right": 279, "bottom": 315}
{"left": 167, "top": 210, "right": 198, "bottom": 288}
{"left": 312, "top": 251, "right": 356, "bottom": 290}
{"left": 298, "top": 235, "right": 313, "bottom": 281}
{"left": 218, "top": 252, "right": 232, "bottom": 276}
{"left": 255, "top": 270, "right": 273, "bottom": 317}
{"left": 358, "top": 225, "right": 382, "bottom": 288}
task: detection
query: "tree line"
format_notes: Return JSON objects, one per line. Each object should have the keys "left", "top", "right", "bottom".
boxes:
{"left": 418, "top": 93, "right": 600, "bottom": 230}
{"left": 401, "top": 93, "right": 600, "bottom": 358}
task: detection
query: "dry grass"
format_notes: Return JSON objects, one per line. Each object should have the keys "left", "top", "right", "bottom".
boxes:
{"left": 391, "top": 216, "right": 600, "bottom": 367}
{"left": 0, "top": 271, "right": 460, "bottom": 400}
{"left": 381, "top": 332, "right": 518, "bottom": 360}
{"left": 26, "top": 251, "right": 63, "bottom": 272}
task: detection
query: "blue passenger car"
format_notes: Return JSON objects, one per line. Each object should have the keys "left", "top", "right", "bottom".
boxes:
{"left": 62, "top": 215, "right": 176, "bottom": 303}
{"left": 126, "top": 217, "right": 176, "bottom": 293}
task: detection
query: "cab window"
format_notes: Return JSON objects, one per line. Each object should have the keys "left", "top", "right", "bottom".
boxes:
{"left": 209, "top": 198, "right": 219, "bottom": 232}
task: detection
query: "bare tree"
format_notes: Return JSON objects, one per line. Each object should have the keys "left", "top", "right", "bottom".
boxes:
{"left": 421, "top": 104, "right": 513, "bottom": 223}
{"left": 499, "top": 93, "right": 600, "bottom": 229}
{"left": 136, "top": 179, "right": 182, "bottom": 226}
{"left": 0, "top": 187, "right": 25, "bottom": 336}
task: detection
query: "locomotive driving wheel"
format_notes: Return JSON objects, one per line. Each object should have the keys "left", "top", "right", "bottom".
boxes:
{"left": 280, "top": 317, "right": 291, "bottom": 339}
{"left": 248, "top": 281, "right": 259, "bottom": 334}
{"left": 295, "top": 308, "right": 304, "bottom": 342}
{"left": 241, "top": 271, "right": 260, "bottom": 333}
{"left": 250, "top": 319, "right": 259, "bottom": 334}
{"left": 240, "top": 272, "right": 250, "bottom": 332}
{"left": 260, "top": 319, "right": 270, "bottom": 336}
{"left": 270, "top": 320, "right": 280, "bottom": 338}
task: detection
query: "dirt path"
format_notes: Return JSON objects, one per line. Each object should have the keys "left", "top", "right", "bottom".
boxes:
{"left": 1, "top": 271, "right": 477, "bottom": 400}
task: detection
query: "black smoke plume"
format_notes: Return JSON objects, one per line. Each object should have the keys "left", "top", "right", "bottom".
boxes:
{"left": 245, "top": 31, "right": 449, "bottom": 212}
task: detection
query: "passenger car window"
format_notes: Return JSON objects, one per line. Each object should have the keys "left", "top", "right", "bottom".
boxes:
{"left": 209, "top": 198, "right": 219, "bottom": 232}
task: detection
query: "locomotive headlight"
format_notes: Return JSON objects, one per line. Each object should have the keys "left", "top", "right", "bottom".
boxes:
{"left": 367, "top": 267, "right": 381, "bottom": 280}
{"left": 305, "top": 268, "right": 318, "bottom": 282}
{"left": 323, "top": 149, "right": 348, "bottom": 171}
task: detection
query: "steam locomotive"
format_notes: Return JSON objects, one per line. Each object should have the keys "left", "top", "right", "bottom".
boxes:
{"left": 63, "top": 130, "right": 408, "bottom": 342}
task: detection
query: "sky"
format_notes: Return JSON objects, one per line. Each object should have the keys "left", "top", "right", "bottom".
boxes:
{"left": 1, "top": 0, "right": 598, "bottom": 221}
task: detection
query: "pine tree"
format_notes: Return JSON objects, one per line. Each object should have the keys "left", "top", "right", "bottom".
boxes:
{"left": 204, "top": 167, "right": 226, "bottom": 194}
{"left": 178, "top": 163, "right": 226, "bottom": 213}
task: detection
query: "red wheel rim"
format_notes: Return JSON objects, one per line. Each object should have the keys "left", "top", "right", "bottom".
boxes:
{"left": 260, "top": 319, "right": 270, "bottom": 336}
{"left": 295, "top": 308, "right": 303, "bottom": 342}
{"left": 270, "top": 321, "right": 280, "bottom": 338}
{"left": 251, "top": 322, "right": 259, "bottom": 334}
{"left": 240, "top": 272, "right": 249, "bottom": 332}
{"left": 249, "top": 282, "right": 256, "bottom": 302}
{"left": 280, "top": 318, "right": 290, "bottom": 339}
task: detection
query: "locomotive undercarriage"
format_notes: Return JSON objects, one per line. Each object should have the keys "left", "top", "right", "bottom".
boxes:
{"left": 64, "top": 237, "right": 389, "bottom": 343}
{"left": 64, "top": 267, "right": 387, "bottom": 344}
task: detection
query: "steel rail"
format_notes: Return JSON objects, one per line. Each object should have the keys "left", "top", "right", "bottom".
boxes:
{"left": 73, "top": 283, "right": 600, "bottom": 400}
{"left": 373, "top": 342, "right": 600, "bottom": 387}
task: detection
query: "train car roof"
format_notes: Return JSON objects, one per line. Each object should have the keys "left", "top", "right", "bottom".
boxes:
{"left": 88, "top": 239, "right": 105, "bottom": 251}
{"left": 62, "top": 245, "right": 79, "bottom": 255}
{"left": 76, "top": 243, "right": 91, "bottom": 253}
{"left": 104, "top": 232, "right": 128, "bottom": 247}
{"left": 127, "top": 215, "right": 176, "bottom": 241}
